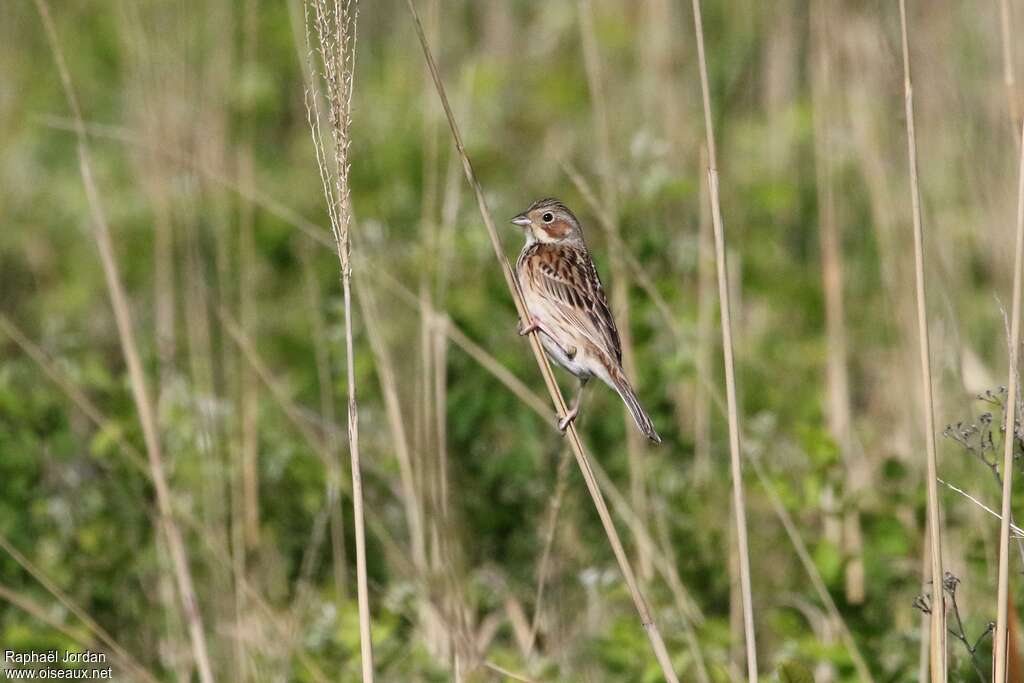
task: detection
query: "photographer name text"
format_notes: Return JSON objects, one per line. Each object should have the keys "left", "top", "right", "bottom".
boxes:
{"left": 4, "top": 651, "right": 107, "bottom": 665}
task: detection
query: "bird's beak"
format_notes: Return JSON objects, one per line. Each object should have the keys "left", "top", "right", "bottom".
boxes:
{"left": 510, "top": 214, "right": 531, "bottom": 227}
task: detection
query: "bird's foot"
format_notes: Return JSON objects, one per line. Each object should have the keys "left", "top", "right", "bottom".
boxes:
{"left": 517, "top": 317, "right": 539, "bottom": 336}
{"left": 519, "top": 318, "right": 576, "bottom": 359}
{"left": 557, "top": 404, "right": 580, "bottom": 433}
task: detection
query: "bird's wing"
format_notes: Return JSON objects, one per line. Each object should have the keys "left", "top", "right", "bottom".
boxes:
{"left": 529, "top": 245, "right": 623, "bottom": 365}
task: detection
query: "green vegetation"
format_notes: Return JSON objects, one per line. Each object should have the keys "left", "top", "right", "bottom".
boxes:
{"left": 2, "top": 0, "right": 1023, "bottom": 680}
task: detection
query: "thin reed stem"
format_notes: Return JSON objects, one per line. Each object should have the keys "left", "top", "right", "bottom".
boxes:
{"left": 30, "top": 4, "right": 214, "bottom": 681}
{"left": 404, "top": 2, "right": 679, "bottom": 679}
{"left": 993, "top": 119, "right": 1024, "bottom": 683}
{"left": 687, "top": 0, "right": 758, "bottom": 677}
{"left": 302, "top": 2, "right": 372, "bottom": 680}
{"left": 897, "top": 3, "right": 946, "bottom": 680}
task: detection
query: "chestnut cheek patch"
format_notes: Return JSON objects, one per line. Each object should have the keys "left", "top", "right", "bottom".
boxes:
{"left": 543, "top": 220, "right": 571, "bottom": 238}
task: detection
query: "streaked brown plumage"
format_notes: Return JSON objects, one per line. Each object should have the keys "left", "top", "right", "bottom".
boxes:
{"left": 511, "top": 198, "right": 661, "bottom": 443}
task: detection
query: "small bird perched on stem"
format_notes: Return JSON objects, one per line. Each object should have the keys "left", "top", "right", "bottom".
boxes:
{"left": 511, "top": 197, "right": 661, "bottom": 444}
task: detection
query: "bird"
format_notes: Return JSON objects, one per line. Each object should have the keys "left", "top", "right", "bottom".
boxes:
{"left": 510, "top": 197, "right": 661, "bottom": 444}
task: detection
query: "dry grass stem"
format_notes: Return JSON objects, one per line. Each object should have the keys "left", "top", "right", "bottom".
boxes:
{"left": 937, "top": 479, "right": 1024, "bottom": 537}
{"left": 218, "top": 300, "right": 470, "bottom": 654}
{"left": 896, "top": 3, "right": 947, "bottom": 679}
{"left": 302, "top": 1, "right": 372, "bottom": 679}
{"left": 993, "top": 117, "right": 1024, "bottom": 683}
{"left": 405, "top": 2, "right": 679, "bottom": 678}
{"left": 688, "top": 0, "right": 759, "bottom": 677}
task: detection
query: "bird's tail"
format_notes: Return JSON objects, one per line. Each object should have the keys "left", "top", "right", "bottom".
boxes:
{"left": 610, "top": 369, "right": 661, "bottom": 444}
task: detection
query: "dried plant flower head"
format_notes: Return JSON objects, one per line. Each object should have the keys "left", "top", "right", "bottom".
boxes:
{"left": 304, "top": 0, "right": 359, "bottom": 270}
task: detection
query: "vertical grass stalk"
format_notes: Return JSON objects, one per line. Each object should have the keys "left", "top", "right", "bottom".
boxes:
{"left": 688, "top": 0, "right": 759, "bottom": 678}
{"left": 993, "top": 118, "right": 1024, "bottom": 683}
{"left": 897, "top": 2, "right": 946, "bottom": 680}
{"left": 302, "top": 1, "right": 372, "bottom": 680}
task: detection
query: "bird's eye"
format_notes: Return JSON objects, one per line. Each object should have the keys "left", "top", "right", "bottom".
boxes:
{"left": 542, "top": 212, "right": 554, "bottom": 223}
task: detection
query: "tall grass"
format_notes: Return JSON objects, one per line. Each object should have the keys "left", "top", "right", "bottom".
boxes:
{"left": 993, "top": 113, "right": 1024, "bottom": 683}
{"left": 302, "top": 1, "right": 371, "bottom": 680}
{"left": 688, "top": 0, "right": 759, "bottom": 677}
{"left": 897, "top": 3, "right": 947, "bottom": 679}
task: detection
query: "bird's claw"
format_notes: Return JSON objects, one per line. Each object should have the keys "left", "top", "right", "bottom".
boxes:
{"left": 517, "top": 318, "right": 539, "bottom": 336}
{"left": 557, "top": 405, "right": 580, "bottom": 433}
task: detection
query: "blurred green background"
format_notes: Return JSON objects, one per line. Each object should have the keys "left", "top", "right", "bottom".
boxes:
{"left": 2, "top": 0, "right": 1023, "bottom": 680}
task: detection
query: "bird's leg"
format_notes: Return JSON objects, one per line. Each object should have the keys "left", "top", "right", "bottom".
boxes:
{"left": 518, "top": 316, "right": 577, "bottom": 359}
{"left": 558, "top": 378, "right": 588, "bottom": 432}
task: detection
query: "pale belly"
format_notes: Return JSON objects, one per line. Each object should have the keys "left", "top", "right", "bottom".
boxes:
{"left": 539, "top": 330, "right": 594, "bottom": 381}
{"left": 518, "top": 259, "right": 605, "bottom": 384}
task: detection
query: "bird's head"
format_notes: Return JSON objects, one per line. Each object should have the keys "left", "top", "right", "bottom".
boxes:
{"left": 510, "top": 198, "right": 582, "bottom": 244}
